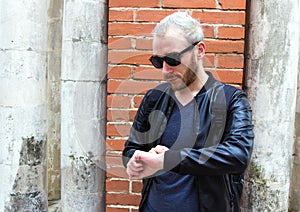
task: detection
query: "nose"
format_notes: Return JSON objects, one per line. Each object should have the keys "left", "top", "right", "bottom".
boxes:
{"left": 161, "top": 62, "right": 174, "bottom": 74}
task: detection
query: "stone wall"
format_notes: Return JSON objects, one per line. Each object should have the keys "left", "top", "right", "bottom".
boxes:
{"left": 0, "top": 1, "right": 49, "bottom": 211}
{"left": 243, "top": 0, "right": 300, "bottom": 211}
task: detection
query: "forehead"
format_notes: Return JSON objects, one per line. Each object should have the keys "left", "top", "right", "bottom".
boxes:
{"left": 152, "top": 29, "right": 189, "bottom": 55}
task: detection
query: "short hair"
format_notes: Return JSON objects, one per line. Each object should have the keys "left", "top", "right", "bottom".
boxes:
{"left": 152, "top": 12, "right": 204, "bottom": 44}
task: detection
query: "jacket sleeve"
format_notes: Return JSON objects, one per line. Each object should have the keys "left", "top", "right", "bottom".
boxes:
{"left": 122, "top": 91, "right": 152, "bottom": 167}
{"left": 122, "top": 86, "right": 170, "bottom": 167}
{"left": 163, "top": 89, "right": 254, "bottom": 175}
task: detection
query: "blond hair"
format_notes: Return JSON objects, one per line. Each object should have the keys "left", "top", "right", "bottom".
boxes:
{"left": 152, "top": 12, "right": 204, "bottom": 44}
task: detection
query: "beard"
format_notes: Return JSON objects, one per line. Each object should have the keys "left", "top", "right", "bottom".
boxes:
{"left": 166, "top": 56, "right": 199, "bottom": 91}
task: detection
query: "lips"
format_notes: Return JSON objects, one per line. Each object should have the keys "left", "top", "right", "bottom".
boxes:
{"left": 165, "top": 74, "right": 179, "bottom": 82}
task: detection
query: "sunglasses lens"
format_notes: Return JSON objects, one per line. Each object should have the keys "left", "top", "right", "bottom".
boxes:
{"left": 165, "top": 53, "right": 181, "bottom": 66}
{"left": 149, "top": 53, "right": 181, "bottom": 68}
{"left": 149, "top": 56, "right": 163, "bottom": 68}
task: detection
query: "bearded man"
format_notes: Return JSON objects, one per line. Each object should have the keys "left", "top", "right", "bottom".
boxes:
{"left": 122, "top": 12, "right": 254, "bottom": 212}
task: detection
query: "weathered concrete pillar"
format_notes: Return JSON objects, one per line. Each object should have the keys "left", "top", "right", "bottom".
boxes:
{"left": 47, "top": 0, "right": 64, "bottom": 210}
{"left": 243, "top": 0, "right": 300, "bottom": 211}
{"left": 289, "top": 27, "right": 300, "bottom": 211}
{"left": 0, "top": 0, "right": 49, "bottom": 211}
{"left": 60, "top": 0, "right": 107, "bottom": 211}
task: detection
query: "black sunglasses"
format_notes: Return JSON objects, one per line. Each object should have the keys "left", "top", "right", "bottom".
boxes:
{"left": 149, "top": 41, "right": 199, "bottom": 69}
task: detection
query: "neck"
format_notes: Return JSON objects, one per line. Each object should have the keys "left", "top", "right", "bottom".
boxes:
{"left": 175, "top": 70, "right": 209, "bottom": 105}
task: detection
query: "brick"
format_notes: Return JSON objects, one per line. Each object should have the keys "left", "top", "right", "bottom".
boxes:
{"left": 218, "top": 27, "right": 245, "bottom": 40}
{"left": 109, "top": 23, "right": 214, "bottom": 39}
{"left": 107, "top": 123, "right": 131, "bottom": 136}
{"left": 107, "top": 109, "right": 136, "bottom": 122}
{"left": 202, "top": 25, "right": 215, "bottom": 39}
{"left": 107, "top": 95, "right": 131, "bottom": 108}
{"left": 106, "top": 139, "right": 126, "bottom": 151}
{"left": 136, "top": 10, "right": 174, "bottom": 22}
{"left": 134, "top": 67, "right": 164, "bottom": 80}
{"left": 107, "top": 79, "right": 158, "bottom": 94}
{"left": 205, "top": 39, "right": 244, "bottom": 53}
{"left": 135, "top": 38, "right": 153, "bottom": 50}
{"left": 108, "top": 37, "right": 132, "bottom": 50}
{"left": 106, "top": 179, "right": 129, "bottom": 193}
{"left": 218, "top": 0, "right": 246, "bottom": 10}
{"left": 194, "top": 11, "right": 245, "bottom": 25}
{"left": 203, "top": 54, "right": 215, "bottom": 68}
{"left": 106, "top": 166, "right": 128, "bottom": 178}
{"left": 109, "top": 0, "right": 160, "bottom": 8}
{"left": 163, "top": 0, "right": 216, "bottom": 9}
{"left": 132, "top": 181, "right": 143, "bottom": 193}
{"left": 109, "top": 9, "right": 134, "bottom": 22}
{"left": 108, "top": 51, "right": 152, "bottom": 66}
{"left": 108, "top": 65, "right": 132, "bottom": 79}
{"left": 106, "top": 207, "right": 130, "bottom": 212}
{"left": 215, "top": 69, "right": 243, "bottom": 84}
{"left": 133, "top": 95, "right": 144, "bottom": 108}
{"left": 217, "top": 54, "right": 244, "bottom": 69}
{"left": 130, "top": 109, "right": 138, "bottom": 121}
{"left": 106, "top": 193, "right": 141, "bottom": 206}
{"left": 109, "top": 23, "right": 156, "bottom": 36}
{"left": 106, "top": 157, "right": 124, "bottom": 167}
{"left": 106, "top": 151, "right": 122, "bottom": 158}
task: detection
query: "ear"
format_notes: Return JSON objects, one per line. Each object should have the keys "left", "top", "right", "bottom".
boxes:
{"left": 196, "top": 42, "right": 206, "bottom": 59}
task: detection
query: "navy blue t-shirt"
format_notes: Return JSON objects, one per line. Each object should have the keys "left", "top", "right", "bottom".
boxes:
{"left": 144, "top": 98, "right": 200, "bottom": 212}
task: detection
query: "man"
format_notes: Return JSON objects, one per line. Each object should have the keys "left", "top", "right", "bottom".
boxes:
{"left": 122, "top": 12, "right": 254, "bottom": 212}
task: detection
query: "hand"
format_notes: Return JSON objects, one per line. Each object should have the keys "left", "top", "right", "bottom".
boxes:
{"left": 149, "top": 145, "right": 169, "bottom": 154}
{"left": 126, "top": 151, "right": 144, "bottom": 179}
{"left": 129, "top": 150, "right": 165, "bottom": 180}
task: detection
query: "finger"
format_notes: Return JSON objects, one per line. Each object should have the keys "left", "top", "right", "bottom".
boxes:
{"left": 132, "top": 160, "right": 143, "bottom": 168}
{"left": 127, "top": 171, "right": 140, "bottom": 179}
{"left": 128, "top": 154, "right": 143, "bottom": 166}
{"left": 150, "top": 147, "right": 162, "bottom": 154}
{"left": 158, "top": 145, "right": 169, "bottom": 151}
{"left": 129, "top": 174, "right": 142, "bottom": 180}
{"left": 131, "top": 165, "right": 143, "bottom": 172}
{"left": 152, "top": 145, "right": 169, "bottom": 154}
{"left": 126, "top": 167, "right": 142, "bottom": 177}
{"left": 133, "top": 151, "right": 142, "bottom": 160}
{"left": 149, "top": 148, "right": 156, "bottom": 153}
{"left": 128, "top": 162, "right": 143, "bottom": 173}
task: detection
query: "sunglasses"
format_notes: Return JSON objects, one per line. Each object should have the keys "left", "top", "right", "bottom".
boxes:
{"left": 149, "top": 41, "right": 199, "bottom": 69}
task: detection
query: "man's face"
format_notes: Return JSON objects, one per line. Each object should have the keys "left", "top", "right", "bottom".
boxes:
{"left": 152, "top": 32, "right": 198, "bottom": 91}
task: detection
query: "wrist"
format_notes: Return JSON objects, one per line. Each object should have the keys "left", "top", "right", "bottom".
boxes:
{"left": 159, "top": 153, "right": 165, "bottom": 170}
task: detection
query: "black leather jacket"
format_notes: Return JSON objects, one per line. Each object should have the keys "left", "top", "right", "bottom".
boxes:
{"left": 122, "top": 73, "right": 254, "bottom": 212}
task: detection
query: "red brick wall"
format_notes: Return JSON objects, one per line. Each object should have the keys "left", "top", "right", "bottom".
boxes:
{"left": 107, "top": 0, "right": 246, "bottom": 211}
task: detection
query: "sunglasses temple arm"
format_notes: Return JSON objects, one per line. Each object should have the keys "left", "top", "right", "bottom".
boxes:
{"left": 179, "top": 41, "right": 199, "bottom": 55}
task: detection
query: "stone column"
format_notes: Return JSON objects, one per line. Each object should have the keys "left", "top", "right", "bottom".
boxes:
{"left": 60, "top": 0, "right": 107, "bottom": 211}
{"left": 289, "top": 22, "right": 300, "bottom": 211}
{"left": 47, "top": 0, "right": 64, "bottom": 207}
{"left": 0, "top": 0, "right": 49, "bottom": 211}
{"left": 243, "top": 0, "right": 300, "bottom": 211}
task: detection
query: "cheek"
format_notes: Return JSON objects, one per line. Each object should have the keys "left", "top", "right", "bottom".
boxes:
{"left": 189, "top": 56, "right": 198, "bottom": 71}
{"left": 179, "top": 56, "right": 197, "bottom": 72}
{"left": 171, "top": 54, "right": 197, "bottom": 76}
{"left": 172, "top": 65, "right": 186, "bottom": 76}
{"left": 180, "top": 55, "right": 191, "bottom": 68}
